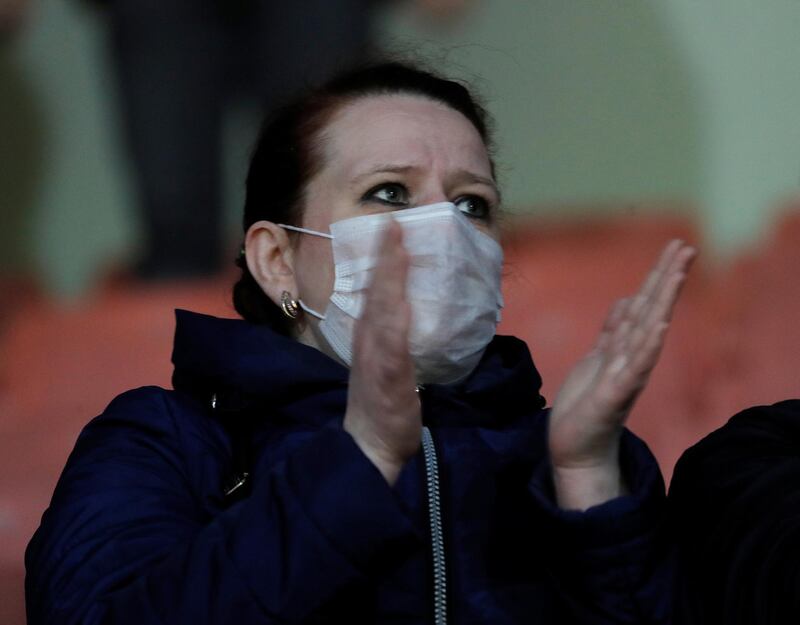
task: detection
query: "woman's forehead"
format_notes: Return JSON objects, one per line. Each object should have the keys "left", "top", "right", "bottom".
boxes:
{"left": 321, "top": 94, "right": 492, "bottom": 179}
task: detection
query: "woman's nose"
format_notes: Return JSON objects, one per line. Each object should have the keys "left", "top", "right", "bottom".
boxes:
{"left": 413, "top": 190, "right": 449, "bottom": 207}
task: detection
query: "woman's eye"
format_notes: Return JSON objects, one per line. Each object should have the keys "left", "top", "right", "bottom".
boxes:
{"left": 366, "top": 183, "right": 409, "bottom": 206}
{"left": 454, "top": 195, "right": 491, "bottom": 220}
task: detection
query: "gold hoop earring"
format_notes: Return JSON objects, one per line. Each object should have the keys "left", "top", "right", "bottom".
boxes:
{"left": 280, "top": 291, "right": 300, "bottom": 319}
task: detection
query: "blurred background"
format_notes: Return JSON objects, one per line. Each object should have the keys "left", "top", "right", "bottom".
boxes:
{"left": 3, "top": 0, "right": 800, "bottom": 621}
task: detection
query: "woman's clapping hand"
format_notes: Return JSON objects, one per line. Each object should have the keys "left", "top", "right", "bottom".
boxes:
{"left": 343, "top": 221, "right": 421, "bottom": 485}
{"left": 548, "top": 239, "right": 696, "bottom": 510}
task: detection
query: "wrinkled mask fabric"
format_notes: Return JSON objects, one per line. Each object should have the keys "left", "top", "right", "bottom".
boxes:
{"left": 280, "top": 202, "right": 504, "bottom": 384}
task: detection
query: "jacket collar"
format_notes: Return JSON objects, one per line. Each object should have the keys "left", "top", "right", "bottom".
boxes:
{"left": 171, "top": 309, "right": 546, "bottom": 425}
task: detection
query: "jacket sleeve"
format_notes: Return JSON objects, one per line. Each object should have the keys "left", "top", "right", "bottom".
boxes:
{"left": 527, "top": 423, "right": 671, "bottom": 624}
{"left": 25, "top": 387, "right": 421, "bottom": 625}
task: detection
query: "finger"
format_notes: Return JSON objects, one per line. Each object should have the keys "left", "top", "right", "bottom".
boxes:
{"left": 623, "top": 243, "right": 696, "bottom": 350}
{"left": 594, "top": 297, "right": 632, "bottom": 352}
{"left": 589, "top": 244, "right": 696, "bottom": 414}
{"left": 626, "top": 240, "right": 686, "bottom": 325}
{"left": 624, "top": 320, "right": 670, "bottom": 381}
{"left": 635, "top": 246, "right": 696, "bottom": 332}
{"left": 365, "top": 220, "right": 409, "bottom": 314}
{"left": 609, "top": 316, "right": 635, "bottom": 359}
{"left": 618, "top": 259, "right": 693, "bottom": 384}
{"left": 634, "top": 239, "right": 684, "bottom": 306}
{"left": 594, "top": 317, "right": 665, "bottom": 416}
{"left": 600, "top": 242, "right": 693, "bottom": 355}
{"left": 602, "top": 321, "right": 670, "bottom": 414}
{"left": 621, "top": 268, "right": 688, "bottom": 365}
{"left": 608, "top": 279, "right": 669, "bottom": 360}
{"left": 356, "top": 221, "right": 412, "bottom": 361}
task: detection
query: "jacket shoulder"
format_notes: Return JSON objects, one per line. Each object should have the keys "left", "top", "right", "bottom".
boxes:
{"left": 672, "top": 398, "right": 800, "bottom": 490}
{"left": 89, "top": 385, "right": 216, "bottom": 441}
{"left": 63, "top": 386, "right": 228, "bottom": 492}
{"left": 101, "top": 384, "right": 201, "bottom": 419}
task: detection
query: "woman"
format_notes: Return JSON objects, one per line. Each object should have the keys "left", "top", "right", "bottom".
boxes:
{"left": 26, "top": 62, "right": 695, "bottom": 624}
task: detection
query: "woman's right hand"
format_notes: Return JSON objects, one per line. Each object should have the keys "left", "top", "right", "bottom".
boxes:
{"left": 344, "top": 221, "right": 422, "bottom": 485}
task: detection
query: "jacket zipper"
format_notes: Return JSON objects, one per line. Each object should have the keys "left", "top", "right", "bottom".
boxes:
{"left": 421, "top": 424, "right": 448, "bottom": 625}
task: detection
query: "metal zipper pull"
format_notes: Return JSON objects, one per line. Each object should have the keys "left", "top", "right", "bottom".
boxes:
{"left": 224, "top": 472, "right": 250, "bottom": 498}
{"left": 422, "top": 425, "right": 448, "bottom": 625}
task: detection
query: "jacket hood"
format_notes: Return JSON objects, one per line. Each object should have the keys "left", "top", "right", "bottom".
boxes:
{"left": 171, "top": 309, "right": 546, "bottom": 424}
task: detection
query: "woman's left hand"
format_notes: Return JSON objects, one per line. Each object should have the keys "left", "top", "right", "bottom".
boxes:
{"left": 548, "top": 239, "right": 696, "bottom": 510}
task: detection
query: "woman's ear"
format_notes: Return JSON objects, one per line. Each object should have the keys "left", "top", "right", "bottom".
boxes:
{"left": 244, "top": 220, "right": 297, "bottom": 306}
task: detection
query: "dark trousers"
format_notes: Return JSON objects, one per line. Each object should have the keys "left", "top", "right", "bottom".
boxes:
{"left": 108, "top": 0, "right": 374, "bottom": 278}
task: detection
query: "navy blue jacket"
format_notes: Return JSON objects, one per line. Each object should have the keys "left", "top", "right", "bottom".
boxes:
{"left": 26, "top": 310, "right": 670, "bottom": 624}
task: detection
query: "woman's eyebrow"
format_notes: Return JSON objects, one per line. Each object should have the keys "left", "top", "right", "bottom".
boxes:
{"left": 349, "top": 165, "right": 500, "bottom": 199}
{"left": 350, "top": 164, "right": 417, "bottom": 184}
{"left": 454, "top": 170, "right": 496, "bottom": 188}
{"left": 451, "top": 170, "right": 501, "bottom": 199}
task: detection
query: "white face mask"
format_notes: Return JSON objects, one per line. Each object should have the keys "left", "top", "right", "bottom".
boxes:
{"left": 280, "top": 202, "right": 504, "bottom": 385}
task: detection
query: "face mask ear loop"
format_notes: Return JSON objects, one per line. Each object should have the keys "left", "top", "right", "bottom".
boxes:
{"left": 275, "top": 224, "right": 331, "bottom": 320}
{"left": 298, "top": 300, "right": 326, "bottom": 320}
{"left": 278, "top": 224, "right": 334, "bottom": 239}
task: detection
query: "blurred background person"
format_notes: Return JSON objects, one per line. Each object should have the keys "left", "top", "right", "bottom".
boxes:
{"left": 0, "top": 0, "right": 30, "bottom": 38}
{"left": 96, "top": 0, "right": 376, "bottom": 280}
{"left": 85, "top": 0, "right": 471, "bottom": 281}
{"left": 669, "top": 399, "right": 800, "bottom": 624}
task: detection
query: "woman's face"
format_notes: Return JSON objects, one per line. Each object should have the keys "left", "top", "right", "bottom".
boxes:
{"left": 290, "top": 93, "right": 500, "bottom": 353}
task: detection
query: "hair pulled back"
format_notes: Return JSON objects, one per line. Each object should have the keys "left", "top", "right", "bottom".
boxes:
{"left": 233, "top": 61, "right": 494, "bottom": 333}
